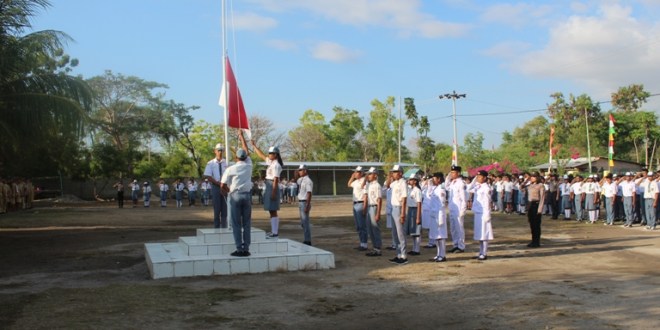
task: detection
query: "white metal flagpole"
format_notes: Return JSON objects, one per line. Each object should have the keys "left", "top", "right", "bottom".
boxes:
{"left": 221, "top": 0, "right": 230, "bottom": 161}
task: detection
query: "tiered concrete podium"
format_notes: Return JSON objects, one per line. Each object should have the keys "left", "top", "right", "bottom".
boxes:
{"left": 144, "top": 227, "right": 335, "bottom": 279}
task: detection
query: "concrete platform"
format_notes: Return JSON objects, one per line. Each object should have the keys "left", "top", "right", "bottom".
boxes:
{"left": 145, "top": 227, "right": 335, "bottom": 279}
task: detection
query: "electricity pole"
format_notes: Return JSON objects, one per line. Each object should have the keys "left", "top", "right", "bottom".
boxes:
{"left": 439, "top": 91, "right": 466, "bottom": 166}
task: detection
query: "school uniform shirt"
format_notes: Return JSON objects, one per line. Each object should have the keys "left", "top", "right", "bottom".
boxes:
{"left": 559, "top": 182, "right": 571, "bottom": 196}
{"left": 602, "top": 182, "right": 617, "bottom": 199}
{"left": 635, "top": 178, "right": 645, "bottom": 195}
{"left": 366, "top": 180, "right": 382, "bottom": 206}
{"left": 143, "top": 185, "right": 152, "bottom": 195}
{"left": 390, "top": 178, "right": 408, "bottom": 207}
{"left": 220, "top": 158, "right": 253, "bottom": 193}
{"left": 201, "top": 182, "right": 211, "bottom": 191}
{"left": 265, "top": 159, "right": 282, "bottom": 180}
{"left": 351, "top": 177, "right": 366, "bottom": 202}
{"left": 204, "top": 158, "right": 228, "bottom": 182}
{"left": 503, "top": 181, "right": 513, "bottom": 193}
{"left": 297, "top": 175, "right": 313, "bottom": 201}
{"left": 384, "top": 186, "right": 393, "bottom": 215}
{"left": 446, "top": 177, "right": 467, "bottom": 214}
{"left": 619, "top": 180, "right": 636, "bottom": 197}
{"left": 188, "top": 182, "right": 198, "bottom": 192}
{"left": 175, "top": 183, "right": 185, "bottom": 192}
{"left": 422, "top": 183, "right": 436, "bottom": 212}
{"left": 428, "top": 184, "right": 448, "bottom": 239}
{"left": 571, "top": 182, "right": 583, "bottom": 197}
{"left": 582, "top": 182, "right": 597, "bottom": 195}
{"left": 159, "top": 183, "right": 169, "bottom": 192}
{"left": 407, "top": 186, "right": 422, "bottom": 208}
{"left": 642, "top": 179, "right": 659, "bottom": 199}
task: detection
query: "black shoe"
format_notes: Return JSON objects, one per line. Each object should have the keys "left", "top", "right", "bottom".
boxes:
{"left": 389, "top": 257, "right": 400, "bottom": 263}
{"left": 409, "top": 251, "right": 421, "bottom": 256}
{"left": 423, "top": 244, "right": 436, "bottom": 249}
{"left": 385, "top": 246, "right": 396, "bottom": 250}
{"left": 303, "top": 241, "right": 312, "bottom": 246}
{"left": 395, "top": 258, "right": 408, "bottom": 265}
{"left": 355, "top": 246, "right": 368, "bottom": 251}
{"left": 242, "top": 251, "right": 251, "bottom": 257}
{"left": 230, "top": 250, "right": 242, "bottom": 257}
{"left": 435, "top": 257, "right": 447, "bottom": 262}
{"left": 449, "top": 247, "right": 464, "bottom": 253}
{"left": 477, "top": 255, "right": 487, "bottom": 260}
{"left": 526, "top": 242, "right": 540, "bottom": 248}
{"left": 366, "top": 250, "right": 382, "bottom": 257}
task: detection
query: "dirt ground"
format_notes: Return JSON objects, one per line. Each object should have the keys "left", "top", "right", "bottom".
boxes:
{"left": 1, "top": 197, "right": 659, "bottom": 330}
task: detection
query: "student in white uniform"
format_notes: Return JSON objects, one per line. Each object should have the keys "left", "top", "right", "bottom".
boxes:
{"left": 296, "top": 164, "right": 314, "bottom": 244}
{"left": 348, "top": 166, "right": 368, "bottom": 250}
{"left": 142, "top": 181, "right": 152, "bottom": 207}
{"left": 427, "top": 172, "right": 448, "bottom": 262}
{"left": 468, "top": 170, "right": 493, "bottom": 260}
{"left": 158, "top": 179, "right": 169, "bottom": 207}
{"left": 559, "top": 175, "right": 572, "bottom": 220}
{"left": 582, "top": 175, "right": 598, "bottom": 223}
{"left": 601, "top": 174, "right": 617, "bottom": 226}
{"left": 641, "top": 171, "right": 659, "bottom": 230}
{"left": 388, "top": 165, "right": 409, "bottom": 265}
{"left": 364, "top": 167, "right": 383, "bottom": 256}
{"left": 620, "top": 172, "right": 637, "bottom": 227}
{"left": 130, "top": 179, "right": 140, "bottom": 208}
{"left": 251, "top": 142, "right": 284, "bottom": 237}
{"left": 406, "top": 175, "right": 423, "bottom": 256}
{"left": 384, "top": 174, "right": 397, "bottom": 251}
{"left": 203, "top": 144, "right": 228, "bottom": 228}
{"left": 446, "top": 165, "right": 467, "bottom": 253}
{"left": 421, "top": 174, "right": 437, "bottom": 249}
{"left": 570, "top": 176, "right": 584, "bottom": 221}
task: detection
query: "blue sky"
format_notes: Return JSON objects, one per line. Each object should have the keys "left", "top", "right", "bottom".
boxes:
{"left": 33, "top": 0, "right": 660, "bottom": 152}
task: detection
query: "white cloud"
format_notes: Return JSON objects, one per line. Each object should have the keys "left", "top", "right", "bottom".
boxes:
{"left": 266, "top": 39, "right": 298, "bottom": 51}
{"left": 503, "top": 3, "right": 660, "bottom": 101}
{"left": 247, "top": 0, "right": 471, "bottom": 38}
{"left": 480, "top": 3, "right": 554, "bottom": 28}
{"left": 482, "top": 41, "right": 532, "bottom": 59}
{"left": 231, "top": 12, "right": 277, "bottom": 32}
{"left": 310, "top": 41, "right": 362, "bottom": 62}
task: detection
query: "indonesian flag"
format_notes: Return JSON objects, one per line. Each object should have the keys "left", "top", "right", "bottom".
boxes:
{"left": 219, "top": 57, "right": 251, "bottom": 138}
{"left": 608, "top": 114, "right": 615, "bottom": 167}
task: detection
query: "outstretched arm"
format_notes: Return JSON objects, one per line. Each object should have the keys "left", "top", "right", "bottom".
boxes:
{"left": 250, "top": 139, "right": 268, "bottom": 161}
{"left": 238, "top": 129, "right": 250, "bottom": 156}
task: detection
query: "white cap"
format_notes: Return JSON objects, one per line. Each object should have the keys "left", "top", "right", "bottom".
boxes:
{"left": 519, "top": 175, "right": 523, "bottom": 179}
{"left": 563, "top": 175, "right": 569, "bottom": 179}
{"left": 367, "top": 167, "right": 377, "bottom": 174}
{"left": 625, "top": 172, "right": 632, "bottom": 176}
{"left": 391, "top": 164, "right": 402, "bottom": 172}
{"left": 648, "top": 171, "right": 654, "bottom": 176}
{"left": 214, "top": 143, "right": 224, "bottom": 151}
{"left": 298, "top": 164, "right": 308, "bottom": 170}
{"left": 354, "top": 166, "right": 363, "bottom": 172}
{"left": 613, "top": 173, "right": 618, "bottom": 177}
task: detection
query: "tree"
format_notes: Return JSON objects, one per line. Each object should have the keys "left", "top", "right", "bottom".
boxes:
{"left": 86, "top": 71, "right": 169, "bottom": 176}
{"left": 364, "top": 97, "right": 401, "bottom": 162}
{"left": 327, "top": 107, "right": 364, "bottom": 161}
{"left": 611, "top": 84, "right": 650, "bottom": 113}
{"left": 286, "top": 110, "right": 330, "bottom": 161}
{"left": 0, "top": 0, "right": 93, "bottom": 176}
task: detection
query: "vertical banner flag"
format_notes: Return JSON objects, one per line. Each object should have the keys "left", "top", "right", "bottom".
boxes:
{"left": 608, "top": 114, "right": 615, "bottom": 167}
{"left": 451, "top": 139, "right": 458, "bottom": 166}
{"left": 219, "top": 57, "right": 251, "bottom": 137}
{"left": 549, "top": 126, "right": 555, "bottom": 170}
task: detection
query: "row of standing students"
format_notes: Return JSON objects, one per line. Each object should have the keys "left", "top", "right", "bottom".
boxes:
{"left": 350, "top": 165, "right": 500, "bottom": 265}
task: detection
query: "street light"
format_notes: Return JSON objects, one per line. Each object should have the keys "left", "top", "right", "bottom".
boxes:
{"left": 439, "top": 91, "right": 466, "bottom": 166}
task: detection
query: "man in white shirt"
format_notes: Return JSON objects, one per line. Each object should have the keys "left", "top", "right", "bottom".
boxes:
{"left": 620, "top": 172, "right": 637, "bottom": 227}
{"left": 601, "top": 174, "right": 617, "bottom": 225}
{"left": 296, "top": 164, "right": 314, "bottom": 245}
{"left": 221, "top": 137, "right": 253, "bottom": 256}
{"left": 348, "top": 166, "right": 368, "bottom": 251}
{"left": 364, "top": 167, "right": 383, "bottom": 257}
{"left": 570, "top": 176, "right": 584, "bottom": 221}
{"left": 641, "top": 171, "right": 658, "bottom": 230}
{"left": 204, "top": 143, "right": 228, "bottom": 228}
{"left": 388, "top": 165, "right": 408, "bottom": 265}
{"left": 446, "top": 165, "right": 467, "bottom": 253}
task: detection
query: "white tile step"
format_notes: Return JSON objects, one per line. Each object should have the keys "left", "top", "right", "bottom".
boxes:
{"left": 178, "top": 236, "right": 289, "bottom": 256}
{"left": 195, "top": 227, "right": 271, "bottom": 244}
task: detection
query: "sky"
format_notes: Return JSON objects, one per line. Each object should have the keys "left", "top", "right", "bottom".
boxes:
{"left": 32, "top": 0, "right": 660, "bottom": 154}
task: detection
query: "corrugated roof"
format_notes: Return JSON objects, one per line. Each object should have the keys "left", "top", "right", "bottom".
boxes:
{"left": 257, "top": 161, "right": 417, "bottom": 169}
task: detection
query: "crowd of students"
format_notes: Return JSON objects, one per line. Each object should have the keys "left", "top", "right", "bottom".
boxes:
{"left": 0, "top": 178, "right": 35, "bottom": 214}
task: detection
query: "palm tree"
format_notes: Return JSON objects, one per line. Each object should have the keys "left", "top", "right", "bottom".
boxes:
{"left": 0, "top": 0, "right": 92, "bottom": 176}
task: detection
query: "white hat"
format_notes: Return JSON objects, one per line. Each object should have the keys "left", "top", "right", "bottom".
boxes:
{"left": 518, "top": 175, "right": 523, "bottom": 179}
{"left": 267, "top": 146, "right": 280, "bottom": 154}
{"left": 648, "top": 171, "right": 654, "bottom": 176}
{"left": 298, "top": 164, "right": 308, "bottom": 170}
{"left": 391, "top": 164, "right": 402, "bottom": 172}
{"left": 563, "top": 175, "right": 568, "bottom": 179}
{"left": 354, "top": 166, "right": 363, "bottom": 172}
{"left": 613, "top": 173, "right": 618, "bottom": 177}
{"left": 366, "top": 167, "right": 377, "bottom": 174}
{"left": 214, "top": 143, "right": 224, "bottom": 151}
{"left": 625, "top": 172, "right": 632, "bottom": 176}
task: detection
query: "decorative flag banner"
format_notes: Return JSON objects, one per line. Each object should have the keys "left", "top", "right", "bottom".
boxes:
{"left": 608, "top": 114, "right": 615, "bottom": 168}
{"left": 451, "top": 139, "right": 457, "bottom": 166}
{"left": 549, "top": 126, "right": 555, "bottom": 170}
{"left": 219, "top": 57, "right": 251, "bottom": 138}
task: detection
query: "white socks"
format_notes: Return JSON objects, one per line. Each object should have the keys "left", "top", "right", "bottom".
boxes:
{"left": 436, "top": 239, "right": 446, "bottom": 257}
{"left": 479, "top": 241, "right": 488, "bottom": 256}
{"left": 271, "top": 217, "right": 279, "bottom": 234}
{"left": 589, "top": 210, "right": 596, "bottom": 222}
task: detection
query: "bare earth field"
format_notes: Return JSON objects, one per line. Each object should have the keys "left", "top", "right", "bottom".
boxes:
{"left": 1, "top": 197, "right": 659, "bottom": 330}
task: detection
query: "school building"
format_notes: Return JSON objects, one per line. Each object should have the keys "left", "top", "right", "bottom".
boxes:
{"left": 531, "top": 157, "right": 643, "bottom": 175}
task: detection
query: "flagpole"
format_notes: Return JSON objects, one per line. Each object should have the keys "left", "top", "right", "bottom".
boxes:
{"left": 221, "top": 0, "right": 230, "bottom": 160}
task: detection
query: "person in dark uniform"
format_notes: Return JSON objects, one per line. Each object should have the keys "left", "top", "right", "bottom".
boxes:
{"left": 526, "top": 173, "right": 545, "bottom": 248}
{"left": 113, "top": 180, "right": 124, "bottom": 208}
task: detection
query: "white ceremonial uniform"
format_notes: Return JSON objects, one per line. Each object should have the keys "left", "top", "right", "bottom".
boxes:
{"left": 470, "top": 182, "right": 494, "bottom": 241}
{"left": 446, "top": 177, "right": 467, "bottom": 250}
{"left": 428, "top": 183, "right": 448, "bottom": 240}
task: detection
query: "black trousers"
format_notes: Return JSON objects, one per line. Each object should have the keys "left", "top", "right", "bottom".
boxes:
{"left": 528, "top": 201, "right": 542, "bottom": 245}
{"left": 549, "top": 191, "right": 559, "bottom": 219}
{"left": 117, "top": 191, "right": 124, "bottom": 208}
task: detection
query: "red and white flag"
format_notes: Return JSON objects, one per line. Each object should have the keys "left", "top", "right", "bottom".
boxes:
{"left": 219, "top": 57, "right": 250, "bottom": 138}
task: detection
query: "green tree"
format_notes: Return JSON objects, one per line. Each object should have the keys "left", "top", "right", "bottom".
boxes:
{"left": 611, "top": 84, "right": 650, "bottom": 113}
{"left": 0, "top": 0, "right": 93, "bottom": 176}
{"left": 327, "top": 107, "right": 364, "bottom": 161}
{"left": 364, "top": 96, "right": 401, "bottom": 162}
